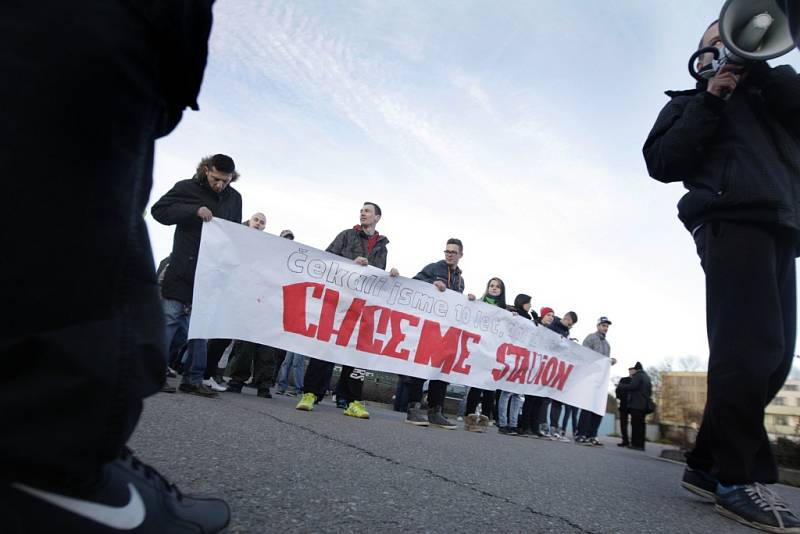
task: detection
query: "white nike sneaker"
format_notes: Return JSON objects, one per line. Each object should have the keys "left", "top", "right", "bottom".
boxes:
{"left": 4, "top": 448, "right": 229, "bottom": 533}
{"left": 202, "top": 378, "right": 226, "bottom": 392}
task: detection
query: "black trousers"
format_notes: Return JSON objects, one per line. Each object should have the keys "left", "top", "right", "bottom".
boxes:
{"left": 407, "top": 378, "right": 448, "bottom": 409}
{"left": 0, "top": 1, "right": 170, "bottom": 486}
{"left": 578, "top": 410, "right": 603, "bottom": 438}
{"left": 304, "top": 359, "right": 364, "bottom": 401}
{"left": 619, "top": 409, "right": 630, "bottom": 445}
{"left": 228, "top": 341, "right": 279, "bottom": 389}
{"left": 465, "top": 388, "right": 494, "bottom": 419}
{"left": 521, "top": 395, "right": 545, "bottom": 432}
{"left": 686, "top": 221, "right": 796, "bottom": 485}
{"left": 630, "top": 409, "right": 646, "bottom": 449}
{"left": 204, "top": 339, "right": 231, "bottom": 380}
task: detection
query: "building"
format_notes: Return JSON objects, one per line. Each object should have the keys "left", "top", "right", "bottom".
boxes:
{"left": 659, "top": 372, "right": 800, "bottom": 440}
{"left": 767, "top": 379, "right": 800, "bottom": 437}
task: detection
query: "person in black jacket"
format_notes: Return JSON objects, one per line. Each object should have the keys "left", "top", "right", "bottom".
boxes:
{"left": 405, "top": 238, "right": 475, "bottom": 429}
{"left": 643, "top": 20, "right": 800, "bottom": 531}
{"left": 151, "top": 154, "right": 243, "bottom": 398}
{"left": 546, "top": 311, "right": 577, "bottom": 442}
{"left": 615, "top": 369, "right": 634, "bottom": 448}
{"left": 616, "top": 362, "right": 651, "bottom": 451}
{"left": 0, "top": 2, "right": 230, "bottom": 531}
{"left": 295, "top": 202, "right": 398, "bottom": 419}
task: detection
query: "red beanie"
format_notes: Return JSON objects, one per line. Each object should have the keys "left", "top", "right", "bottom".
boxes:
{"left": 540, "top": 306, "right": 554, "bottom": 317}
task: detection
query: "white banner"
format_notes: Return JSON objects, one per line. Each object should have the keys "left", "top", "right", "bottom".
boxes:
{"left": 189, "top": 219, "right": 611, "bottom": 415}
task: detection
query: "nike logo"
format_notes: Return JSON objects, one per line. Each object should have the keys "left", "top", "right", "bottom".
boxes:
{"left": 12, "top": 482, "right": 146, "bottom": 530}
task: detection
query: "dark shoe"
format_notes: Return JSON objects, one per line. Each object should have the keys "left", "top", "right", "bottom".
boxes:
{"left": 257, "top": 388, "right": 272, "bottom": 399}
{"left": 224, "top": 382, "right": 243, "bottom": 393}
{"left": 498, "top": 426, "right": 510, "bottom": 435}
{"left": 178, "top": 383, "right": 218, "bottom": 398}
{"left": 588, "top": 437, "right": 604, "bottom": 446}
{"left": 336, "top": 398, "right": 348, "bottom": 409}
{"left": 427, "top": 406, "right": 457, "bottom": 429}
{"left": 715, "top": 483, "right": 800, "bottom": 533}
{"left": 406, "top": 402, "right": 429, "bottom": 426}
{"left": 681, "top": 467, "right": 718, "bottom": 502}
{"left": 7, "top": 448, "right": 230, "bottom": 533}
{"left": 617, "top": 442, "right": 629, "bottom": 447}
{"left": 507, "top": 427, "right": 519, "bottom": 435}
{"left": 160, "top": 383, "right": 177, "bottom": 394}
{"left": 629, "top": 445, "right": 645, "bottom": 451}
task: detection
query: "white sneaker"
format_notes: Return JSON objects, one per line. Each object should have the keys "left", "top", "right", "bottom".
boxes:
{"left": 203, "top": 378, "right": 226, "bottom": 392}
{"left": 456, "top": 416, "right": 464, "bottom": 422}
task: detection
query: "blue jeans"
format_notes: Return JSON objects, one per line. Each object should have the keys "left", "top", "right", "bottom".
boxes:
{"left": 277, "top": 351, "right": 305, "bottom": 393}
{"left": 498, "top": 391, "right": 521, "bottom": 428}
{"left": 561, "top": 404, "right": 579, "bottom": 433}
{"left": 162, "top": 298, "right": 206, "bottom": 385}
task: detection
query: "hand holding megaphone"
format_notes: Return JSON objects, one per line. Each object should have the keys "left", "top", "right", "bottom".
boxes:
{"left": 707, "top": 64, "right": 744, "bottom": 98}
{"left": 689, "top": 0, "right": 797, "bottom": 83}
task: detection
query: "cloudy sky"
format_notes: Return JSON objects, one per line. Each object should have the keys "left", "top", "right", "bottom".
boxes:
{"left": 145, "top": 1, "right": 800, "bottom": 380}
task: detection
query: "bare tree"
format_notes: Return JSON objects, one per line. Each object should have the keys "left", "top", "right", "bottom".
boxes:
{"left": 676, "top": 354, "right": 705, "bottom": 372}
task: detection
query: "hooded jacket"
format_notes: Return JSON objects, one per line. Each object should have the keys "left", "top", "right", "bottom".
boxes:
{"left": 512, "top": 293, "right": 540, "bottom": 324}
{"left": 414, "top": 260, "right": 464, "bottom": 293}
{"left": 326, "top": 225, "right": 389, "bottom": 269}
{"left": 151, "top": 173, "right": 243, "bottom": 303}
{"left": 643, "top": 64, "right": 800, "bottom": 238}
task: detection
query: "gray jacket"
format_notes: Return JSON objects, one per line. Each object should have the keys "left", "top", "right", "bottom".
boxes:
{"left": 326, "top": 226, "right": 389, "bottom": 270}
{"left": 582, "top": 331, "right": 610, "bottom": 357}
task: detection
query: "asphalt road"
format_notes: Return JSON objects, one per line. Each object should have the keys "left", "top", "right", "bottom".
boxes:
{"left": 129, "top": 382, "right": 800, "bottom": 533}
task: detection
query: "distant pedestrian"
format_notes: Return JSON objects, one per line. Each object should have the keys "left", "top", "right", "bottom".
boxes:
{"left": 616, "top": 362, "right": 651, "bottom": 451}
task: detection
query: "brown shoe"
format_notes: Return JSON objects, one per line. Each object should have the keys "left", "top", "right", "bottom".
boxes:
{"left": 464, "top": 414, "right": 484, "bottom": 432}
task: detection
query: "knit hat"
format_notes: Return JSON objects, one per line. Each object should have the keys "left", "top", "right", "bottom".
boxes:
{"left": 540, "top": 306, "right": 554, "bottom": 317}
{"left": 280, "top": 229, "right": 294, "bottom": 240}
{"left": 629, "top": 361, "right": 643, "bottom": 371}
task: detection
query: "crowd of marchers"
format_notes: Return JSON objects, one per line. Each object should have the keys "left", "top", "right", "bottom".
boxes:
{"left": 150, "top": 153, "right": 654, "bottom": 451}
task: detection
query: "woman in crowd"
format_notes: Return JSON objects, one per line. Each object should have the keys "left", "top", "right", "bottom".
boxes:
{"left": 464, "top": 277, "right": 507, "bottom": 432}
{"left": 497, "top": 294, "right": 534, "bottom": 435}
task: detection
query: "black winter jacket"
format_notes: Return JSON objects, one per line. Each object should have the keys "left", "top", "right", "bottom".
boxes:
{"left": 615, "top": 376, "right": 632, "bottom": 411}
{"left": 617, "top": 371, "right": 652, "bottom": 412}
{"left": 643, "top": 64, "right": 800, "bottom": 238}
{"left": 547, "top": 318, "right": 570, "bottom": 338}
{"left": 413, "top": 260, "right": 464, "bottom": 293}
{"left": 151, "top": 174, "right": 242, "bottom": 303}
{"left": 327, "top": 226, "right": 389, "bottom": 270}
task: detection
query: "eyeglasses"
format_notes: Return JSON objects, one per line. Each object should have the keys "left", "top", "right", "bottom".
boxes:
{"left": 444, "top": 250, "right": 460, "bottom": 255}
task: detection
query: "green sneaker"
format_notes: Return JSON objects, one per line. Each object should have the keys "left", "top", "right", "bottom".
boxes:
{"left": 344, "top": 400, "right": 370, "bottom": 419}
{"left": 295, "top": 392, "right": 316, "bottom": 411}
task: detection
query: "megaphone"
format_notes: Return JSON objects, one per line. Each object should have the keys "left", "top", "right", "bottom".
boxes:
{"left": 689, "top": 0, "right": 797, "bottom": 82}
